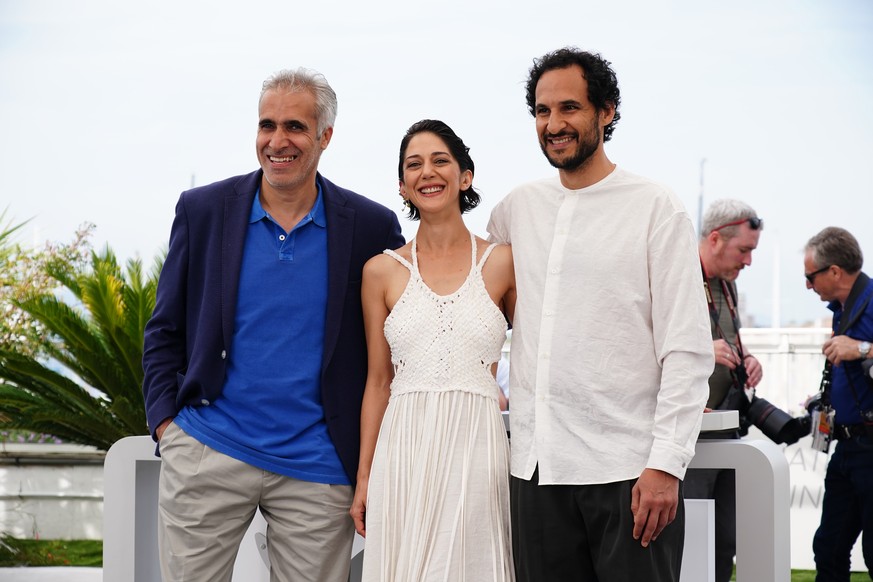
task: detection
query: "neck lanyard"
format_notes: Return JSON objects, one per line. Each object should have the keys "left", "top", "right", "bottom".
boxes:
{"left": 701, "top": 261, "right": 745, "bottom": 359}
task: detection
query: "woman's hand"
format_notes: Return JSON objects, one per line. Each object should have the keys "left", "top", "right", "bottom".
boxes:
{"left": 350, "top": 479, "right": 369, "bottom": 537}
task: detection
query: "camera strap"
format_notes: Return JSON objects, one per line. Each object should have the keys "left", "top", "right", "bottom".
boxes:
{"left": 829, "top": 272, "right": 872, "bottom": 414}
{"left": 702, "top": 263, "right": 746, "bottom": 395}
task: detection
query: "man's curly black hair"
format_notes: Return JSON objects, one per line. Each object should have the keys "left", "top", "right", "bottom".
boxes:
{"left": 525, "top": 47, "right": 622, "bottom": 142}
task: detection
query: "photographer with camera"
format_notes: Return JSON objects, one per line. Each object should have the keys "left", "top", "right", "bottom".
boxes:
{"left": 804, "top": 226, "right": 873, "bottom": 581}
{"left": 684, "top": 199, "right": 764, "bottom": 582}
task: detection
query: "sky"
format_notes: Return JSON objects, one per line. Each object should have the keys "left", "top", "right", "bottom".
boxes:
{"left": 1, "top": 0, "right": 871, "bottom": 327}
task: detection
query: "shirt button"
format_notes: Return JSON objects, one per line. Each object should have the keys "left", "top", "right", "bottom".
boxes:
{"left": 220, "top": 350, "right": 227, "bottom": 359}
{"left": 279, "top": 234, "right": 286, "bottom": 241}
{"left": 201, "top": 399, "right": 210, "bottom": 406}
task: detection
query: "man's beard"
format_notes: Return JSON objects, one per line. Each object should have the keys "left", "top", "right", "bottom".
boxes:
{"left": 540, "top": 118, "right": 602, "bottom": 172}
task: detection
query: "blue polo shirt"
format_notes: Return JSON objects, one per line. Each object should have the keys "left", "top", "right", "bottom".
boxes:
{"left": 828, "top": 274, "right": 873, "bottom": 425}
{"left": 176, "top": 185, "right": 350, "bottom": 485}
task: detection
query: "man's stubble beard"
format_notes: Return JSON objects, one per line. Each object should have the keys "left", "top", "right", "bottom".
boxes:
{"left": 540, "top": 117, "right": 603, "bottom": 172}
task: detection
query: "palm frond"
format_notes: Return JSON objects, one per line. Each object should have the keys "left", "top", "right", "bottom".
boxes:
{"left": 0, "top": 240, "right": 160, "bottom": 450}
{"left": 15, "top": 296, "right": 127, "bottom": 395}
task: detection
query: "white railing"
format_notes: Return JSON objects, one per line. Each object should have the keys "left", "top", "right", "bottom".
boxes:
{"left": 0, "top": 443, "right": 104, "bottom": 539}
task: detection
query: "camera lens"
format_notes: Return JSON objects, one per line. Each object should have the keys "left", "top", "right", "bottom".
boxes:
{"left": 747, "top": 397, "right": 810, "bottom": 445}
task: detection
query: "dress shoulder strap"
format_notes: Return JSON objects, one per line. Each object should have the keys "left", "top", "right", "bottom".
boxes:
{"left": 382, "top": 248, "right": 414, "bottom": 273}
{"left": 476, "top": 241, "right": 501, "bottom": 270}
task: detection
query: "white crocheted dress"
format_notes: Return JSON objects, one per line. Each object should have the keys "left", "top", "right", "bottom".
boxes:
{"left": 361, "top": 233, "right": 514, "bottom": 582}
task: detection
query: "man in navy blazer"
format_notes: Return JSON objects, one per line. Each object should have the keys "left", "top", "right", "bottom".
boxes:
{"left": 142, "top": 68, "right": 403, "bottom": 581}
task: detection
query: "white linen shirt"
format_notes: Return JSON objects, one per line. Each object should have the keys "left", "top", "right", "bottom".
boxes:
{"left": 487, "top": 167, "right": 712, "bottom": 485}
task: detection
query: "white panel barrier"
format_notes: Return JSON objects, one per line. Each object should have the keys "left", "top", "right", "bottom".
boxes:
{"left": 105, "top": 414, "right": 789, "bottom": 581}
{"left": 104, "top": 436, "right": 365, "bottom": 581}
{"left": 689, "top": 438, "right": 792, "bottom": 581}
{"left": 680, "top": 499, "right": 715, "bottom": 582}
{"left": 104, "top": 437, "right": 270, "bottom": 581}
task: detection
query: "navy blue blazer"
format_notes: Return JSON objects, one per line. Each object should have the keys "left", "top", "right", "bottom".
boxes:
{"left": 142, "top": 170, "right": 404, "bottom": 483}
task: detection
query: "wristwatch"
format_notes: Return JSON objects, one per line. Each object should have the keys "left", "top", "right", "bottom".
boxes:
{"left": 859, "top": 341, "right": 872, "bottom": 358}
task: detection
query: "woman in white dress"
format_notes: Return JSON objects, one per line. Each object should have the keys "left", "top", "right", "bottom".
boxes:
{"left": 350, "top": 119, "right": 516, "bottom": 582}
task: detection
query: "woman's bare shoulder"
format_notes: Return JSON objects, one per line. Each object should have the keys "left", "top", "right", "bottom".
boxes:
{"left": 365, "top": 245, "right": 413, "bottom": 278}
{"left": 479, "top": 239, "right": 512, "bottom": 262}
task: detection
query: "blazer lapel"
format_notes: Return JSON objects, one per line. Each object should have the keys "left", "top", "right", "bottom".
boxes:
{"left": 322, "top": 175, "right": 354, "bottom": 369}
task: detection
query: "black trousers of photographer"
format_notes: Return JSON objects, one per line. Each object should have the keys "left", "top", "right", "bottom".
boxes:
{"left": 813, "top": 433, "right": 873, "bottom": 581}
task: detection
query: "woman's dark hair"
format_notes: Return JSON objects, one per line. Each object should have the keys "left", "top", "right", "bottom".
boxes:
{"left": 524, "top": 47, "right": 622, "bottom": 142}
{"left": 397, "top": 119, "right": 481, "bottom": 221}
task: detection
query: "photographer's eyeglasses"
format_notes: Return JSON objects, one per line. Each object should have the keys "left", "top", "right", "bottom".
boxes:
{"left": 805, "top": 265, "right": 831, "bottom": 284}
{"left": 711, "top": 217, "right": 764, "bottom": 233}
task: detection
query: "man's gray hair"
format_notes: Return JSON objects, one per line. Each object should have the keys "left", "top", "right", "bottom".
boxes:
{"left": 260, "top": 68, "right": 338, "bottom": 138}
{"left": 701, "top": 198, "right": 760, "bottom": 240}
{"left": 806, "top": 226, "right": 863, "bottom": 274}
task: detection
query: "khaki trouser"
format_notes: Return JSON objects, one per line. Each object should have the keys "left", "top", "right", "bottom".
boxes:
{"left": 158, "top": 421, "right": 354, "bottom": 582}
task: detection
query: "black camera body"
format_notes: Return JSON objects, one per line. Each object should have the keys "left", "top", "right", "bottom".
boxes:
{"left": 744, "top": 395, "right": 811, "bottom": 445}
{"left": 723, "top": 363, "right": 811, "bottom": 445}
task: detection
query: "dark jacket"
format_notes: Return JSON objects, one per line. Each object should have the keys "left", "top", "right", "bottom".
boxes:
{"left": 142, "top": 170, "right": 404, "bottom": 482}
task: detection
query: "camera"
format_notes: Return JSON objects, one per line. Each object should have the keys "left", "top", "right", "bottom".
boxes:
{"left": 725, "top": 362, "right": 811, "bottom": 445}
{"left": 744, "top": 395, "right": 811, "bottom": 445}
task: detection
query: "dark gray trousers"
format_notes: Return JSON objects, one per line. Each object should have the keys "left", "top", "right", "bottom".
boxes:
{"left": 511, "top": 468, "right": 685, "bottom": 582}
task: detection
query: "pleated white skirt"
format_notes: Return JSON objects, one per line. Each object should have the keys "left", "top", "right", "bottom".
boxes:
{"left": 362, "top": 388, "right": 514, "bottom": 582}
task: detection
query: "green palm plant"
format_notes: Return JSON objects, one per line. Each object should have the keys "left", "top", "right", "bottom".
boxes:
{"left": 0, "top": 245, "right": 161, "bottom": 450}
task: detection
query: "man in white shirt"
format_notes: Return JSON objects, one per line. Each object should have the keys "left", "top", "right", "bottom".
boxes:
{"left": 488, "top": 47, "right": 713, "bottom": 582}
